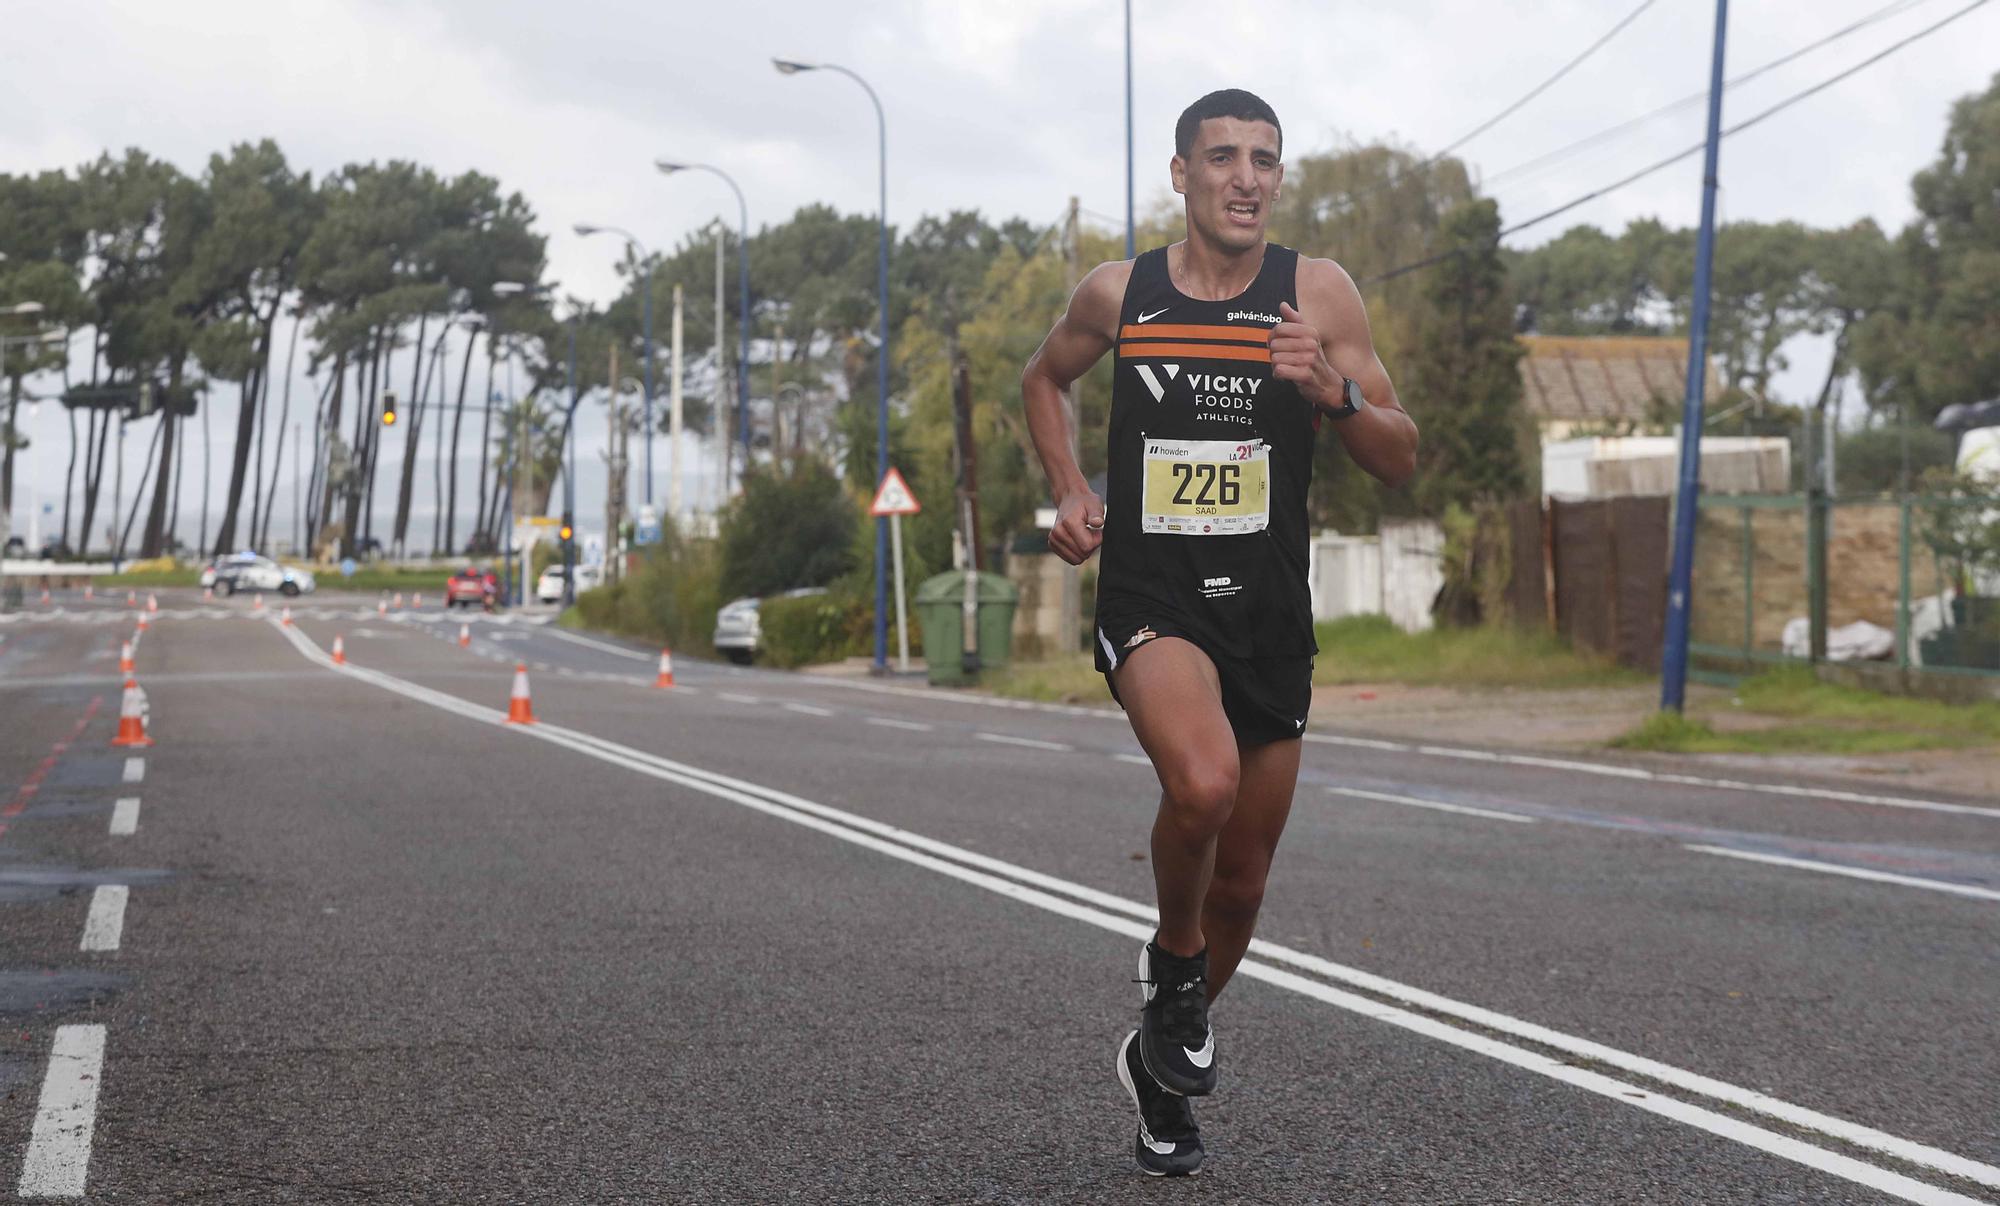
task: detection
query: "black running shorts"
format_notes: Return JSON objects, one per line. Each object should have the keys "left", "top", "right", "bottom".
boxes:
{"left": 1094, "top": 609, "right": 1312, "bottom": 747}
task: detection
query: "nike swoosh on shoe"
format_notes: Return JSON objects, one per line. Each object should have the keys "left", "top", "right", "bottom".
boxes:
{"left": 1184, "top": 1030, "right": 1215, "bottom": 1068}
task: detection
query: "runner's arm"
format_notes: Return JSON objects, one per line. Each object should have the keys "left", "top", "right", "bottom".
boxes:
{"left": 1022, "top": 261, "right": 1127, "bottom": 564}
{"left": 1276, "top": 257, "right": 1418, "bottom": 488}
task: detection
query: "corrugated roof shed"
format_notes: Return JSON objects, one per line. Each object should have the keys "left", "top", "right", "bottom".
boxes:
{"left": 1518, "top": 335, "right": 1725, "bottom": 426}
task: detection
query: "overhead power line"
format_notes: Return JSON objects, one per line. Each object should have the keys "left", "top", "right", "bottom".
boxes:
{"left": 1483, "top": 0, "right": 1934, "bottom": 194}
{"left": 1330, "top": 0, "right": 1659, "bottom": 212}
{"left": 1361, "top": 0, "right": 1994, "bottom": 286}
{"left": 1429, "top": 0, "right": 1660, "bottom": 164}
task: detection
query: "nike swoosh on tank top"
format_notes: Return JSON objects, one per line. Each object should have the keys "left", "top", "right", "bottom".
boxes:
{"left": 1096, "top": 244, "right": 1319, "bottom": 660}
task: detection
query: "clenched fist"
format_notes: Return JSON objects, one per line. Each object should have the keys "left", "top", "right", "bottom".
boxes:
{"left": 1268, "top": 301, "right": 1337, "bottom": 409}
{"left": 1048, "top": 488, "right": 1106, "bottom": 565}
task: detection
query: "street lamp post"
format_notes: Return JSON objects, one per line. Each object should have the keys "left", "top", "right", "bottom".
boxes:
{"left": 575, "top": 225, "right": 655, "bottom": 509}
{"left": 561, "top": 313, "right": 581, "bottom": 608}
{"left": 774, "top": 57, "right": 893, "bottom": 674}
{"left": 654, "top": 161, "right": 751, "bottom": 494}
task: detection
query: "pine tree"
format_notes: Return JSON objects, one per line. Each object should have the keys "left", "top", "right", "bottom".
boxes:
{"left": 1404, "top": 198, "right": 1528, "bottom": 514}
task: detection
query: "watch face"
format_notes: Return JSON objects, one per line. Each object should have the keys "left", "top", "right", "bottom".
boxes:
{"left": 1343, "top": 377, "right": 1364, "bottom": 410}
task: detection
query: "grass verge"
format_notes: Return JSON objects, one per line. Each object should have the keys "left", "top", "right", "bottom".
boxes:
{"left": 1312, "top": 614, "right": 1641, "bottom": 689}
{"left": 978, "top": 654, "right": 1112, "bottom": 705}
{"left": 1612, "top": 666, "right": 2000, "bottom": 755}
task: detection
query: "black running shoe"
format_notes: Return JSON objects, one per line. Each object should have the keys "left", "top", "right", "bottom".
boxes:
{"left": 1117, "top": 1029, "right": 1204, "bottom": 1176}
{"left": 1136, "top": 938, "right": 1217, "bottom": 1096}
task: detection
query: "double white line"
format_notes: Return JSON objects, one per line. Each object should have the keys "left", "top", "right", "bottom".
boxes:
{"left": 270, "top": 620, "right": 1998, "bottom": 1204}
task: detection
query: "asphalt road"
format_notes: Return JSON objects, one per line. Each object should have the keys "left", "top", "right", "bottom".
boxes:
{"left": 2, "top": 587, "right": 1996, "bottom": 1203}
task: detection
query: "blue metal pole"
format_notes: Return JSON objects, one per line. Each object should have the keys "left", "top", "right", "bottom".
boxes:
{"left": 1659, "top": 0, "right": 1730, "bottom": 713}
{"left": 1124, "top": 0, "right": 1135, "bottom": 259}
{"left": 872, "top": 94, "right": 890, "bottom": 674}
{"left": 642, "top": 263, "right": 655, "bottom": 507}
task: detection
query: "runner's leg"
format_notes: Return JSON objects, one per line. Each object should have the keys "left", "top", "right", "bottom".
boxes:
{"left": 1200, "top": 735, "right": 1302, "bottom": 1000}
{"left": 1115, "top": 637, "right": 1240, "bottom": 958}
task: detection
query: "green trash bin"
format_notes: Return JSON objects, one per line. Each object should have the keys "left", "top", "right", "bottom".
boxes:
{"left": 915, "top": 569, "right": 1020, "bottom": 686}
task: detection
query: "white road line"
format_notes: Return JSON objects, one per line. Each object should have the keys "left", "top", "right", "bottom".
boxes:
{"left": 268, "top": 619, "right": 2000, "bottom": 1200}
{"left": 542, "top": 626, "right": 656, "bottom": 661}
{"left": 109, "top": 798, "right": 139, "bottom": 836}
{"left": 121, "top": 757, "right": 143, "bottom": 783}
{"left": 1329, "top": 786, "right": 1538, "bottom": 824}
{"left": 1304, "top": 733, "right": 2000, "bottom": 821}
{"left": 717, "top": 692, "right": 761, "bottom": 705}
{"left": 977, "top": 732, "right": 1073, "bottom": 752}
{"left": 80, "top": 886, "right": 127, "bottom": 952}
{"left": 804, "top": 670, "right": 1989, "bottom": 820}
{"left": 783, "top": 702, "right": 834, "bottom": 717}
{"left": 16, "top": 1025, "right": 106, "bottom": 1197}
{"left": 1112, "top": 753, "right": 1153, "bottom": 766}
{"left": 866, "top": 717, "right": 934, "bottom": 732}
{"left": 1687, "top": 844, "right": 2000, "bottom": 903}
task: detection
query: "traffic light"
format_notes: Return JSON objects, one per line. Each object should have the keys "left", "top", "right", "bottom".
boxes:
{"left": 381, "top": 392, "right": 398, "bottom": 426}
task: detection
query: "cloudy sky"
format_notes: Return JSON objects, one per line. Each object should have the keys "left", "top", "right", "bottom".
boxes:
{"left": 5, "top": 0, "right": 1995, "bottom": 553}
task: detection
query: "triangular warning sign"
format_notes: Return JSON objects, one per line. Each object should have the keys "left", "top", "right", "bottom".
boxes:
{"left": 869, "top": 466, "right": 921, "bottom": 517}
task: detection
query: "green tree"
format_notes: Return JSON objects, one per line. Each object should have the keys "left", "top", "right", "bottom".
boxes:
{"left": 717, "top": 459, "right": 858, "bottom": 599}
{"left": 1853, "top": 71, "right": 2000, "bottom": 423}
{"left": 1401, "top": 199, "right": 1528, "bottom": 514}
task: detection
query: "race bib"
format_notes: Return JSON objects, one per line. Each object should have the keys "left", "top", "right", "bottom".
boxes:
{"left": 1140, "top": 438, "right": 1269, "bottom": 535}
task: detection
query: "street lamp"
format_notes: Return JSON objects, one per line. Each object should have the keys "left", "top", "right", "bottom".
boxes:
{"left": 655, "top": 161, "right": 752, "bottom": 497}
{"left": 574, "top": 224, "right": 657, "bottom": 509}
{"left": 775, "top": 56, "right": 894, "bottom": 674}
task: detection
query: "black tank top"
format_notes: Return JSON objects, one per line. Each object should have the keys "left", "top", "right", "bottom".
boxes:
{"left": 1096, "top": 243, "right": 1318, "bottom": 659}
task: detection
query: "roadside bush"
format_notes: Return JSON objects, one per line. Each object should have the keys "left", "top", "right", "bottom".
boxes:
{"left": 570, "top": 528, "right": 723, "bottom": 655}
{"left": 758, "top": 588, "right": 872, "bottom": 668}
{"left": 719, "top": 460, "right": 858, "bottom": 599}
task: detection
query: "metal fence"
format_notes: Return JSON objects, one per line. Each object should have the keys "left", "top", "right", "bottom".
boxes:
{"left": 1689, "top": 493, "right": 2000, "bottom": 682}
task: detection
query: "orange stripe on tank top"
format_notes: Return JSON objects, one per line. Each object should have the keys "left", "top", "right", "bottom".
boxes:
{"left": 1117, "top": 341, "right": 1271, "bottom": 363}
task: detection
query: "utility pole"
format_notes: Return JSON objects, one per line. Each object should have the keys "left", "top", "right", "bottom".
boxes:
{"left": 1057, "top": 195, "right": 1084, "bottom": 655}
{"left": 671, "top": 285, "right": 685, "bottom": 524}
{"left": 952, "top": 343, "right": 984, "bottom": 676}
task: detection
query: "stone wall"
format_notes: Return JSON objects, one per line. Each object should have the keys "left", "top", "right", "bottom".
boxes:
{"left": 1691, "top": 502, "right": 1939, "bottom": 651}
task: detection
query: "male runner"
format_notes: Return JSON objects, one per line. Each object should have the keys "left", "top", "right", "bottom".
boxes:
{"left": 1020, "top": 89, "right": 1418, "bottom": 1176}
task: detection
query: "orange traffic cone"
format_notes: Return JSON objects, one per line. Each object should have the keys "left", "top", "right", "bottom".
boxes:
{"left": 119, "top": 640, "right": 134, "bottom": 674}
{"left": 504, "top": 663, "right": 536, "bottom": 724}
{"left": 135, "top": 614, "right": 150, "bottom": 633}
{"left": 393, "top": 592, "right": 404, "bottom": 610}
{"left": 146, "top": 593, "right": 159, "bottom": 613}
{"left": 655, "top": 649, "right": 676, "bottom": 689}
{"left": 84, "top": 584, "right": 94, "bottom": 601}
{"left": 331, "top": 635, "right": 346, "bottom": 665}
{"left": 281, "top": 606, "right": 294, "bottom": 627}
{"left": 413, "top": 592, "right": 423, "bottom": 609}
{"left": 378, "top": 597, "right": 388, "bottom": 616}
{"left": 203, "top": 586, "right": 214, "bottom": 602}
{"left": 40, "top": 589, "right": 51, "bottom": 606}
{"left": 252, "top": 594, "right": 264, "bottom": 611}
{"left": 458, "top": 623, "right": 471, "bottom": 648}
{"left": 111, "top": 678, "right": 152, "bottom": 747}
{"left": 126, "top": 590, "right": 137, "bottom": 607}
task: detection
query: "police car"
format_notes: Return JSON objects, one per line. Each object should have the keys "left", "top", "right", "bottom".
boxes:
{"left": 208, "top": 552, "right": 316, "bottom": 597}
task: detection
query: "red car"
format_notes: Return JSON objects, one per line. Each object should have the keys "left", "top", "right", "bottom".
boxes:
{"left": 445, "top": 567, "right": 500, "bottom": 610}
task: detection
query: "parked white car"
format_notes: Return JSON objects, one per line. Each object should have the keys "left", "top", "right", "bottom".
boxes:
{"left": 536, "top": 563, "right": 602, "bottom": 604}
{"left": 711, "top": 587, "right": 827, "bottom": 664}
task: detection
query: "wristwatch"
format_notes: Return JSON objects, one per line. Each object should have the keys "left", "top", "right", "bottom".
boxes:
{"left": 1325, "top": 376, "right": 1366, "bottom": 420}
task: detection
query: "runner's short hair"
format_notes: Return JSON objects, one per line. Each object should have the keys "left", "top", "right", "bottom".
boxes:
{"left": 1175, "top": 89, "right": 1283, "bottom": 159}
